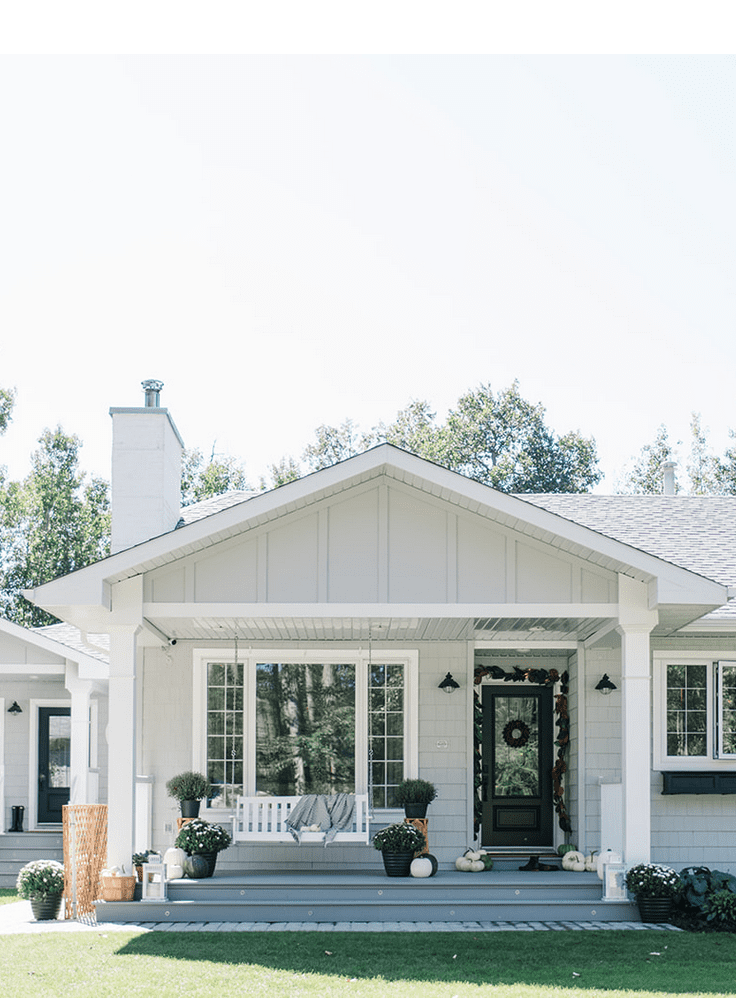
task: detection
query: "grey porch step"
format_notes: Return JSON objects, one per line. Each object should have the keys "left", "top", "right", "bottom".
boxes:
{"left": 95, "top": 869, "right": 640, "bottom": 924}
{"left": 0, "top": 832, "right": 63, "bottom": 887}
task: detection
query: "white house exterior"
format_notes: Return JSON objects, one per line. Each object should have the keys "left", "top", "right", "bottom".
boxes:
{"left": 20, "top": 391, "right": 736, "bottom": 879}
{"left": 0, "top": 618, "right": 108, "bottom": 833}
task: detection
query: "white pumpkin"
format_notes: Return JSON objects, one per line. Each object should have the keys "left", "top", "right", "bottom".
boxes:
{"left": 572, "top": 861, "right": 586, "bottom": 872}
{"left": 466, "top": 851, "right": 483, "bottom": 861}
{"left": 584, "top": 851, "right": 598, "bottom": 872}
{"left": 410, "top": 856, "right": 434, "bottom": 878}
{"left": 164, "top": 846, "right": 187, "bottom": 880}
{"left": 455, "top": 856, "right": 473, "bottom": 871}
{"left": 561, "top": 850, "right": 586, "bottom": 871}
{"left": 596, "top": 849, "right": 622, "bottom": 880}
{"left": 469, "top": 859, "right": 485, "bottom": 872}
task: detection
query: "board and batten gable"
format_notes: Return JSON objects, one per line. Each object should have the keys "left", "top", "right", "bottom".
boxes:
{"left": 143, "top": 479, "right": 618, "bottom": 606}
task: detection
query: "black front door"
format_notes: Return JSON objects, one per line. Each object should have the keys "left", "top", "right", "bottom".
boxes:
{"left": 38, "top": 707, "right": 71, "bottom": 823}
{"left": 481, "top": 686, "right": 553, "bottom": 847}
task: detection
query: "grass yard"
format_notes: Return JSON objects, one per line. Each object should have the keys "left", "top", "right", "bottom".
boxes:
{"left": 1, "top": 929, "right": 736, "bottom": 998}
{"left": 0, "top": 891, "right": 19, "bottom": 906}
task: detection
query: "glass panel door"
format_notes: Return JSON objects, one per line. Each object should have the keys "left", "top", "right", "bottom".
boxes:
{"left": 38, "top": 707, "right": 71, "bottom": 824}
{"left": 481, "top": 686, "right": 553, "bottom": 846}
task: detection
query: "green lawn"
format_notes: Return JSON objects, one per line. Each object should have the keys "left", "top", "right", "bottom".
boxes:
{"left": 0, "top": 890, "right": 19, "bottom": 906}
{"left": 1, "top": 930, "right": 735, "bottom": 998}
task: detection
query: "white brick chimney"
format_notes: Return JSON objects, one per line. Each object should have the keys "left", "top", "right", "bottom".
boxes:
{"left": 109, "top": 380, "right": 184, "bottom": 553}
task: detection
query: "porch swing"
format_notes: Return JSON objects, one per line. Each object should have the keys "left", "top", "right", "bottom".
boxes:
{"left": 229, "top": 633, "right": 372, "bottom": 845}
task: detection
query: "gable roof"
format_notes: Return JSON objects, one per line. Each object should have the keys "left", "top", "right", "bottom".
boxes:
{"left": 24, "top": 445, "right": 730, "bottom": 641}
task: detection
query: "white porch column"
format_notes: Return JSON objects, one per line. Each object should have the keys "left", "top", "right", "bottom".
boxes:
{"left": 107, "top": 626, "right": 139, "bottom": 868}
{"left": 617, "top": 575, "right": 658, "bottom": 867}
{"left": 65, "top": 661, "right": 93, "bottom": 804}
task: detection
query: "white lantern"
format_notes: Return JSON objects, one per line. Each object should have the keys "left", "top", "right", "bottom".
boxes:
{"left": 596, "top": 849, "right": 622, "bottom": 880}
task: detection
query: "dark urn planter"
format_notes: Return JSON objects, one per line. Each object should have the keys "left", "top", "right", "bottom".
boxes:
{"left": 637, "top": 897, "right": 673, "bottom": 923}
{"left": 30, "top": 895, "right": 62, "bottom": 921}
{"left": 381, "top": 850, "right": 415, "bottom": 877}
{"left": 183, "top": 852, "right": 218, "bottom": 878}
{"left": 403, "top": 803, "right": 427, "bottom": 819}
{"left": 180, "top": 800, "right": 201, "bottom": 819}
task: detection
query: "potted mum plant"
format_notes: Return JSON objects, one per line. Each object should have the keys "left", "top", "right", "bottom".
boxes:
{"left": 625, "top": 863, "right": 683, "bottom": 923}
{"left": 16, "top": 859, "right": 65, "bottom": 921}
{"left": 166, "top": 771, "right": 212, "bottom": 818}
{"left": 174, "top": 818, "right": 231, "bottom": 878}
{"left": 394, "top": 778, "right": 437, "bottom": 819}
{"left": 373, "top": 822, "right": 426, "bottom": 877}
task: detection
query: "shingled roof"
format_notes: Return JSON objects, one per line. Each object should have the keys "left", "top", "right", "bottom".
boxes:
{"left": 522, "top": 494, "right": 736, "bottom": 588}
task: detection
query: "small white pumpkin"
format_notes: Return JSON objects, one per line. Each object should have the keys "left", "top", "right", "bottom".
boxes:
{"left": 410, "top": 856, "right": 434, "bottom": 878}
{"left": 561, "top": 850, "right": 586, "bottom": 871}
{"left": 455, "top": 856, "right": 473, "bottom": 871}
{"left": 572, "top": 861, "right": 586, "bottom": 872}
{"left": 469, "top": 859, "right": 485, "bottom": 872}
{"left": 584, "top": 851, "right": 598, "bottom": 872}
{"left": 466, "top": 851, "right": 483, "bottom": 861}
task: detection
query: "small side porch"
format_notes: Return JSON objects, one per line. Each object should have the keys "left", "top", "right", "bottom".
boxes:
{"left": 95, "top": 864, "right": 640, "bottom": 925}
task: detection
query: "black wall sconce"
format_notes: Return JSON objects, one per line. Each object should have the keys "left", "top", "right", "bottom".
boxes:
{"left": 7, "top": 701, "right": 22, "bottom": 715}
{"left": 438, "top": 673, "right": 460, "bottom": 694}
{"left": 595, "top": 674, "right": 617, "bottom": 695}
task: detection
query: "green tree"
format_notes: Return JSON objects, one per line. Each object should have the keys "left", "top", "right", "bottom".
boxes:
{"left": 260, "top": 456, "right": 302, "bottom": 491}
{"left": 687, "top": 413, "right": 721, "bottom": 495}
{"left": 181, "top": 447, "right": 251, "bottom": 507}
{"left": 617, "top": 425, "right": 680, "bottom": 494}
{"left": 434, "top": 381, "right": 601, "bottom": 492}
{"left": 0, "top": 387, "right": 15, "bottom": 436}
{"left": 0, "top": 427, "right": 110, "bottom": 626}
{"left": 302, "top": 419, "right": 375, "bottom": 473}
{"left": 372, "top": 399, "right": 441, "bottom": 460}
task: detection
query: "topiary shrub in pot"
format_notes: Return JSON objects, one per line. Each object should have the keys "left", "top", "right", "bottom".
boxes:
{"left": 166, "top": 771, "right": 212, "bottom": 818}
{"left": 393, "top": 778, "right": 437, "bottom": 819}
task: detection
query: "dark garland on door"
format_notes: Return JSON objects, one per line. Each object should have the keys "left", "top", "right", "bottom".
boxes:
{"left": 472, "top": 665, "right": 572, "bottom": 838}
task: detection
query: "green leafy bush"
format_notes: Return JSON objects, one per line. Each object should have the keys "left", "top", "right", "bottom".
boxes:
{"left": 704, "top": 888, "right": 736, "bottom": 929}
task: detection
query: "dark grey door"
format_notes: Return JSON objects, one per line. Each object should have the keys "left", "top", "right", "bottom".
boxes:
{"left": 481, "top": 686, "right": 553, "bottom": 847}
{"left": 38, "top": 707, "right": 71, "bottom": 823}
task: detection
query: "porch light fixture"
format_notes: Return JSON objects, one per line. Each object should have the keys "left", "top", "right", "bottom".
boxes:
{"left": 438, "top": 673, "right": 460, "bottom": 694}
{"left": 595, "top": 674, "right": 617, "bottom": 696}
{"left": 7, "top": 701, "right": 22, "bottom": 715}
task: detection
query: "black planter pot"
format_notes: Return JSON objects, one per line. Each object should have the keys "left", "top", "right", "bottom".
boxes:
{"left": 381, "top": 850, "right": 415, "bottom": 877}
{"left": 403, "top": 803, "right": 427, "bottom": 819}
{"left": 30, "top": 895, "right": 62, "bottom": 921}
{"left": 637, "top": 897, "right": 673, "bottom": 923}
{"left": 180, "top": 800, "right": 201, "bottom": 819}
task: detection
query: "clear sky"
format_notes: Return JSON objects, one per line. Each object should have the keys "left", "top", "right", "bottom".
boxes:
{"left": 1, "top": 21, "right": 734, "bottom": 492}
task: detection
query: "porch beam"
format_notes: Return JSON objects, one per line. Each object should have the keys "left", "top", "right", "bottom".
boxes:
{"left": 143, "top": 602, "right": 621, "bottom": 620}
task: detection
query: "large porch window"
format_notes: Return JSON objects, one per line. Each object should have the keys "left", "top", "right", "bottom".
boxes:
{"left": 194, "top": 649, "right": 417, "bottom": 813}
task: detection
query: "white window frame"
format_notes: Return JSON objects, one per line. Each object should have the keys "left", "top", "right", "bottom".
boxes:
{"left": 193, "top": 648, "right": 419, "bottom": 819}
{"left": 653, "top": 652, "right": 736, "bottom": 771}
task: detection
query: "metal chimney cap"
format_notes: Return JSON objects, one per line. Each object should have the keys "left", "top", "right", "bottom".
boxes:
{"left": 142, "top": 379, "right": 164, "bottom": 407}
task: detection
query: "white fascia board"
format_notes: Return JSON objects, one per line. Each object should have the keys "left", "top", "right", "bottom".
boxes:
{"left": 25, "top": 444, "right": 730, "bottom": 613}
{"left": 0, "top": 663, "right": 64, "bottom": 676}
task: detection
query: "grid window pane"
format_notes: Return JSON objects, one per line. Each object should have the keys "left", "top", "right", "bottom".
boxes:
{"left": 666, "top": 664, "right": 708, "bottom": 757}
{"left": 369, "top": 664, "right": 404, "bottom": 808}
{"left": 206, "top": 662, "right": 243, "bottom": 807}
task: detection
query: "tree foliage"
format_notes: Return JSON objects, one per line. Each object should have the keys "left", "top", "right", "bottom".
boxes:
{"left": 0, "top": 387, "right": 15, "bottom": 436}
{"left": 0, "top": 427, "right": 110, "bottom": 626}
{"left": 617, "top": 425, "right": 680, "bottom": 494}
{"left": 181, "top": 448, "right": 251, "bottom": 507}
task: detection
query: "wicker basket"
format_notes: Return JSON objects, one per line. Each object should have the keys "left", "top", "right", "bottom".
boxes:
{"left": 99, "top": 875, "right": 136, "bottom": 902}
